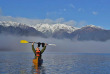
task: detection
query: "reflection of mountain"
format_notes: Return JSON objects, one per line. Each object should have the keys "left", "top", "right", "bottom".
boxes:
{"left": 0, "top": 21, "right": 110, "bottom": 41}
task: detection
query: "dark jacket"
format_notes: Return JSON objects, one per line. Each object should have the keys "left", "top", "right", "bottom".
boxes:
{"left": 32, "top": 45, "right": 46, "bottom": 59}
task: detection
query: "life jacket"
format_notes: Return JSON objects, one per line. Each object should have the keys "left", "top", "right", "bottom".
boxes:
{"left": 36, "top": 50, "right": 41, "bottom": 57}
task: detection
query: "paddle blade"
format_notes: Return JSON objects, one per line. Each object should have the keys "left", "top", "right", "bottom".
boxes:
{"left": 20, "top": 40, "right": 29, "bottom": 43}
{"left": 48, "top": 44, "right": 56, "bottom": 46}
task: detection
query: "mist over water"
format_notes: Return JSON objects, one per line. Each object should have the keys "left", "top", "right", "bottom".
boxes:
{"left": 0, "top": 34, "right": 110, "bottom": 53}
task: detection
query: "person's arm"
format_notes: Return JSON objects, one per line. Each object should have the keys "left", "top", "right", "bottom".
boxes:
{"left": 32, "top": 42, "right": 36, "bottom": 55}
{"left": 41, "top": 43, "right": 47, "bottom": 54}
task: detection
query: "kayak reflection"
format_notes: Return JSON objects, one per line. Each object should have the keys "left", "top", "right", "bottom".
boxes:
{"left": 32, "top": 61, "right": 46, "bottom": 74}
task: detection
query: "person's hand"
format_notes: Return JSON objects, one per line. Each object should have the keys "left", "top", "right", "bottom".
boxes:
{"left": 45, "top": 43, "right": 47, "bottom": 46}
{"left": 32, "top": 42, "right": 35, "bottom": 45}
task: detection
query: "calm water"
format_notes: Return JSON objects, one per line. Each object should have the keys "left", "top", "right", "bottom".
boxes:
{"left": 0, "top": 52, "right": 110, "bottom": 74}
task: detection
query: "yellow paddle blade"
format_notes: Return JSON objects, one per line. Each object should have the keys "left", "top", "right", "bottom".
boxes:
{"left": 20, "top": 40, "right": 29, "bottom": 43}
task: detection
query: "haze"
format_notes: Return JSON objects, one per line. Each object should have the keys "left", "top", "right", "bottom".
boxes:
{"left": 0, "top": 34, "right": 110, "bottom": 53}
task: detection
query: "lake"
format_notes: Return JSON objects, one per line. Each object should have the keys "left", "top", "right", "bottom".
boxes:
{"left": 0, "top": 52, "right": 110, "bottom": 74}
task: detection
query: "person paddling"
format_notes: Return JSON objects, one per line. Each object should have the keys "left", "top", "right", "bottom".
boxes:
{"left": 20, "top": 40, "right": 55, "bottom": 67}
{"left": 32, "top": 42, "right": 47, "bottom": 59}
{"left": 32, "top": 42, "right": 47, "bottom": 66}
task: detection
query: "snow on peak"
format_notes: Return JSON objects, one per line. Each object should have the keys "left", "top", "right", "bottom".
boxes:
{"left": 0, "top": 21, "right": 19, "bottom": 27}
{"left": 0, "top": 21, "right": 78, "bottom": 33}
{"left": 0, "top": 21, "right": 104, "bottom": 34}
{"left": 0, "top": 21, "right": 29, "bottom": 29}
{"left": 34, "top": 23, "right": 78, "bottom": 33}
{"left": 82, "top": 24, "right": 103, "bottom": 29}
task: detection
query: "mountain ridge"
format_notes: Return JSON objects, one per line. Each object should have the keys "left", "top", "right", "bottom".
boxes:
{"left": 0, "top": 21, "right": 110, "bottom": 41}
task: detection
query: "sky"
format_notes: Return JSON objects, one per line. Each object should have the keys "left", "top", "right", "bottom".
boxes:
{"left": 0, "top": 0, "right": 110, "bottom": 29}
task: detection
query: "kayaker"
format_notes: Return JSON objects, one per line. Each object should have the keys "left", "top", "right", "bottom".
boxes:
{"left": 32, "top": 42, "right": 47, "bottom": 59}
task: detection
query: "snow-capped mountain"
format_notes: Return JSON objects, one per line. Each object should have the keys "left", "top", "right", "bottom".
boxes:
{"left": 50, "top": 24, "right": 110, "bottom": 41}
{"left": 0, "top": 21, "right": 44, "bottom": 36}
{"left": 33, "top": 23, "right": 78, "bottom": 33}
{"left": 0, "top": 21, "right": 110, "bottom": 41}
{"left": 81, "top": 25, "right": 103, "bottom": 30}
{"left": 0, "top": 21, "right": 30, "bottom": 29}
{"left": 70, "top": 25, "right": 110, "bottom": 41}
{"left": 0, "top": 21, "right": 78, "bottom": 34}
{"left": 0, "top": 21, "right": 79, "bottom": 37}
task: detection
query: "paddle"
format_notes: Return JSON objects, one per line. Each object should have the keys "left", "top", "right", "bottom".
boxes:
{"left": 20, "top": 40, "right": 56, "bottom": 46}
{"left": 20, "top": 40, "right": 36, "bottom": 43}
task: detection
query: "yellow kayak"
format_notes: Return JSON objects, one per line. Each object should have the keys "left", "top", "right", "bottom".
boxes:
{"left": 33, "top": 57, "right": 43, "bottom": 67}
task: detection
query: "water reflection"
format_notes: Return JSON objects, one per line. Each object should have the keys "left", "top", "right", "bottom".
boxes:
{"left": 31, "top": 61, "right": 46, "bottom": 74}
{"left": 1, "top": 52, "right": 110, "bottom": 74}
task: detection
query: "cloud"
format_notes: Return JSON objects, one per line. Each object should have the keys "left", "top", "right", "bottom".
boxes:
{"left": 63, "top": 9, "right": 66, "bottom": 11}
{"left": 77, "top": 21, "right": 87, "bottom": 27}
{"left": 56, "top": 18, "right": 65, "bottom": 23}
{"left": 0, "top": 16, "right": 77, "bottom": 26}
{"left": 0, "top": 7, "right": 85, "bottom": 28}
{"left": 0, "top": 16, "right": 51, "bottom": 25}
{"left": 0, "top": 15, "right": 89, "bottom": 28}
{"left": 78, "top": 8, "right": 85, "bottom": 12}
{"left": 92, "top": 11, "right": 98, "bottom": 15}
{"left": 70, "top": 4, "right": 75, "bottom": 9}
{"left": 0, "top": 34, "right": 110, "bottom": 53}
{"left": 63, "top": 20, "right": 77, "bottom": 26}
